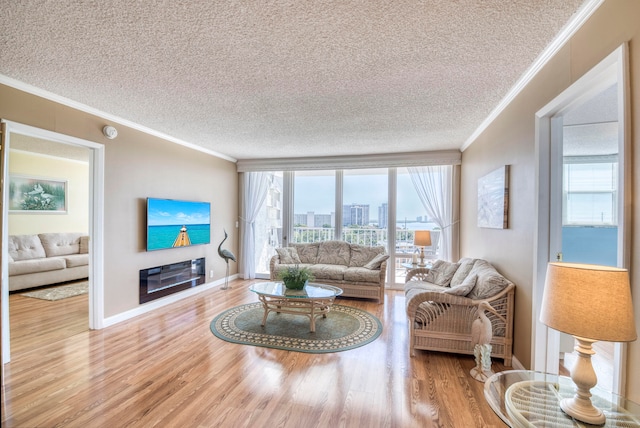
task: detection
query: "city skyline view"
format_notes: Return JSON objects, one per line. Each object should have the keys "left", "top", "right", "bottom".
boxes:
{"left": 294, "top": 170, "right": 433, "bottom": 225}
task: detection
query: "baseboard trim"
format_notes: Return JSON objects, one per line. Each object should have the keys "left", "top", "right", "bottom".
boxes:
{"left": 102, "top": 274, "right": 239, "bottom": 328}
{"left": 511, "top": 355, "right": 525, "bottom": 370}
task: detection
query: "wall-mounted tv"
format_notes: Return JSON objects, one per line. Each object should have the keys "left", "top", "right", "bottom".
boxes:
{"left": 146, "top": 198, "right": 211, "bottom": 251}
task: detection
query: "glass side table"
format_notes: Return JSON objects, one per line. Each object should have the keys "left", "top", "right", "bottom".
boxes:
{"left": 484, "top": 370, "right": 640, "bottom": 427}
{"left": 401, "top": 262, "right": 432, "bottom": 269}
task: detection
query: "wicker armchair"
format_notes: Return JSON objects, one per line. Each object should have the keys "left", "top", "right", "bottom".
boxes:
{"left": 405, "top": 266, "right": 515, "bottom": 366}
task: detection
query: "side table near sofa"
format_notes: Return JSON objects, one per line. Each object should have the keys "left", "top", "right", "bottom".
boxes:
{"left": 485, "top": 370, "right": 640, "bottom": 427}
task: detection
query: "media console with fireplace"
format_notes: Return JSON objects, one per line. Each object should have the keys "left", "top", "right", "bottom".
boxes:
{"left": 139, "top": 258, "right": 206, "bottom": 303}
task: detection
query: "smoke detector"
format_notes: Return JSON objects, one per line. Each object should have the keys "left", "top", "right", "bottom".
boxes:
{"left": 102, "top": 125, "right": 118, "bottom": 139}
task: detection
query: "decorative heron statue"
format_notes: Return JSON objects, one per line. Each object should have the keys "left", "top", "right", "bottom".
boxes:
{"left": 470, "top": 301, "right": 505, "bottom": 382}
{"left": 218, "top": 229, "right": 236, "bottom": 290}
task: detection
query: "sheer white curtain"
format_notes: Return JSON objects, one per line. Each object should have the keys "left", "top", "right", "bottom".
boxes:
{"left": 240, "top": 172, "right": 269, "bottom": 279}
{"left": 408, "top": 165, "right": 454, "bottom": 261}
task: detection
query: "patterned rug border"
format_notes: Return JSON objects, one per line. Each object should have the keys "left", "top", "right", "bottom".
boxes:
{"left": 210, "top": 302, "right": 382, "bottom": 353}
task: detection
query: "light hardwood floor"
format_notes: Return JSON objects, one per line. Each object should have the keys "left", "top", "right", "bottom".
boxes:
{"left": 3, "top": 279, "right": 508, "bottom": 427}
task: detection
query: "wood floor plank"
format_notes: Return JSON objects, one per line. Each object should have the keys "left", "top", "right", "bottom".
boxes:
{"left": 3, "top": 279, "right": 508, "bottom": 427}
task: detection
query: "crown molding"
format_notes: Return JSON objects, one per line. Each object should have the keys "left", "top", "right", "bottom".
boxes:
{"left": 0, "top": 75, "right": 237, "bottom": 163}
{"left": 461, "top": 0, "right": 605, "bottom": 152}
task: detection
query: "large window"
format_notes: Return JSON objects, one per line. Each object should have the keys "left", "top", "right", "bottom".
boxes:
{"left": 293, "top": 170, "right": 335, "bottom": 243}
{"left": 244, "top": 162, "right": 458, "bottom": 285}
{"left": 342, "top": 169, "right": 387, "bottom": 246}
{"left": 393, "top": 167, "right": 441, "bottom": 283}
{"left": 563, "top": 160, "right": 617, "bottom": 225}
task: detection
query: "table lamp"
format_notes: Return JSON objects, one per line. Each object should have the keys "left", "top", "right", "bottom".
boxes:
{"left": 413, "top": 230, "right": 431, "bottom": 267}
{"left": 540, "top": 262, "right": 637, "bottom": 425}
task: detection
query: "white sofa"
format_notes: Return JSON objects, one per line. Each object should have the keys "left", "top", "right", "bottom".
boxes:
{"left": 8, "top": 233, "right": 89, "bottom": 292}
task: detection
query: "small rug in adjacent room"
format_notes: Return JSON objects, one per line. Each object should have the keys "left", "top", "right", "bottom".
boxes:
{"left": 20, "top": 281, "right": 88, "bottom": 301}
{"left": 210, "top": 302, "right": 382, "bottom": 353}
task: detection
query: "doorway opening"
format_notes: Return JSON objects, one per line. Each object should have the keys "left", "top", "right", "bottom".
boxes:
{"left": 1, "top": 120, "right": 105, "bottom": 364}
{"left": 7, "top": 136, "right": 91, "bottom": 357}
{"left": 533, "top": 44, "right": 630, "bottom": 394}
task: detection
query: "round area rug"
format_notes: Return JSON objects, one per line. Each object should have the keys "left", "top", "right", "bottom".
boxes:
{"left": 210, "top": 302, "right": 382, "bottom": 353}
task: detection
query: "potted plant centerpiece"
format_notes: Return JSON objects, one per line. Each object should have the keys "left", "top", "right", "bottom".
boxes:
{"left": 277, "top": 265, "right": 315, "bottom": 290}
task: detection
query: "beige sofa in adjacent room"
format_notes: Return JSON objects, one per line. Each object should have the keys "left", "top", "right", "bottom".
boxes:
{"left": 8, "top": 232, "right": 90, "bottom": 292}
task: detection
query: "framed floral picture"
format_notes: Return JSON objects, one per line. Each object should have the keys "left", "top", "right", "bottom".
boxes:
{"left": 477, "top": 166, "right": 509, "bottom": 229}
{"left": 9, "top": 175, "right": 67, "bottom": 213}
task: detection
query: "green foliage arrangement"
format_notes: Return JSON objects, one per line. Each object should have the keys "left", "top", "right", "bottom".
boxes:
{"left": 277, "top": 265, "right": 315, "bottom": 290}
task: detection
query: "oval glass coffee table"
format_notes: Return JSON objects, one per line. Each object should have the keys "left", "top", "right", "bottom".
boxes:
{"left": 249, "top": 282, "right": 343, "bottom": 332}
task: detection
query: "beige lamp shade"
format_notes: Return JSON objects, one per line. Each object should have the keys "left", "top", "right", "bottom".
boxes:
{"left": 414, "top": 230, "right": 432, "bottom": 247}
{"left": 540, "top": 262, "right": 637, "bottom": 342}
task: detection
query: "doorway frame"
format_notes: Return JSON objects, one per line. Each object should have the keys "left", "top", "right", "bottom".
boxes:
{"left": 532, "top": 43, "right": 630, "bottom": 393}
{"left": 1, "top": 120, "right": 105, "bottom": 364}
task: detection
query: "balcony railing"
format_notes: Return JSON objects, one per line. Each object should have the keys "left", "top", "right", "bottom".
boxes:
{"left": 292, "top": 226, "right": 437, "bottom": 255}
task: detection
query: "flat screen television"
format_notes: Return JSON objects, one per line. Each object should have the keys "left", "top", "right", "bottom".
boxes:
{"left": 146, "top": 198, "right": 211, "bottom": 251}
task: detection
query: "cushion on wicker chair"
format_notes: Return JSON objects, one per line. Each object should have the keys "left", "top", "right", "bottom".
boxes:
{"left": 467, "top": 260, "right": 512, "bottom": 300}
{"left": 443, "top": 274, "right": 477, "bottom": 296}
{"left": 425, "top": 260, "right": 460, "bottom": 286}
{"left": 449, "top": 258, "right": 476, "bottom": 287}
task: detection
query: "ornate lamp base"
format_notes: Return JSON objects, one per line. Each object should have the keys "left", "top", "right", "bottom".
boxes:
{"left": 560, "top": 396, "right": 605, "bottom": 425}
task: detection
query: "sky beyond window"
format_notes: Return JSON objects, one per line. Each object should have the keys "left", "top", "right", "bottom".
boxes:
{"left": 294, "top": 173, "right": 429, "bottom": 222}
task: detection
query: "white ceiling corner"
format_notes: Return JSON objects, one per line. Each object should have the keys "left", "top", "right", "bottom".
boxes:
{"left": 0, "top": 1, "right": 593, "bottom": 161}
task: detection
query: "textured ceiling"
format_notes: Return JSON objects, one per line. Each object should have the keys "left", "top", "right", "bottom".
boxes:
{"left": 1, "top": 1, "right": 588, "bottom": 161}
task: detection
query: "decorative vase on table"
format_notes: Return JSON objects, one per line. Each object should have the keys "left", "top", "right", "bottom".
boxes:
{"left": 278, "top": 265, "right": 315, "bottom": 290}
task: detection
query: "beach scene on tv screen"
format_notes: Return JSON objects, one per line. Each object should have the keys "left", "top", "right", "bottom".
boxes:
{"left": 147, "top": 199, "right": 211, "bottom": 251}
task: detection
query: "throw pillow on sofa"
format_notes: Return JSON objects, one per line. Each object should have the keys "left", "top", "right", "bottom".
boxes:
{"left": 317, "top": 241, "right": 351, "bottom": 265}
{"left": 276, "top": 247, "right": 302, "bottom": 264}
{"left": 425, "top": 260, "right": 460, "bottom": 286}
{"left": 350, "top": 245, "right": 385, "bottom": 267}
{"left": 364, "top": 253, "right": 389, "bottom": 270}
{"left": 291, "top": 243, "right": 320, "bottom": 264}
